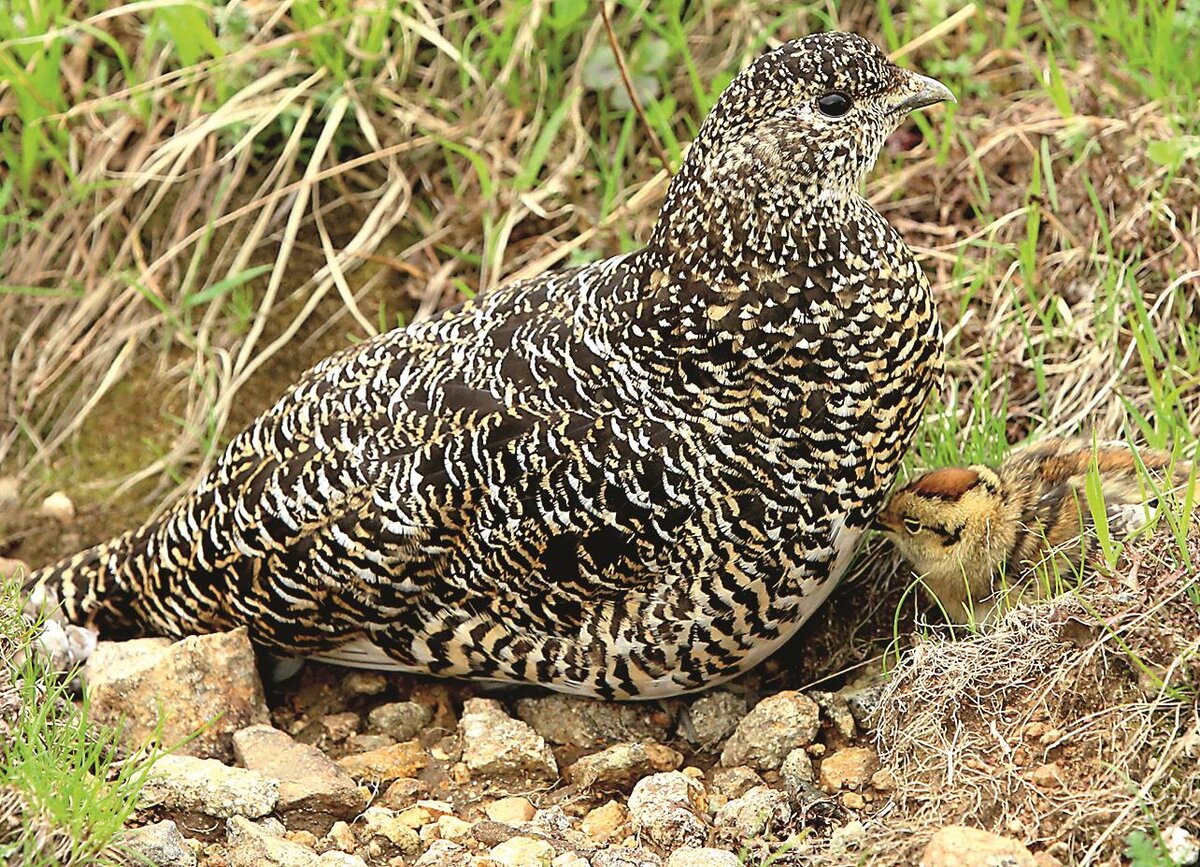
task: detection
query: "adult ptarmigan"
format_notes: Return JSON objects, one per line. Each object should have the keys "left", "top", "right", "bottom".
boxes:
{"left": 25, "top": 33, "right": 951, "bottom": 698}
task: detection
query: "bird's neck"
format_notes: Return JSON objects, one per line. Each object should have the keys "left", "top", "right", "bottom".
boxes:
{"left": 643, "top": 157, "right": 886, "bottom": 356}
{"left": 648, "top": 153, "right": 862, "bottom": 267}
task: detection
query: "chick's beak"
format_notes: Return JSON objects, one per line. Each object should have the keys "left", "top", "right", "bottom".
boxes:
{"left": 893, "top": 72, "right": 956, "bottom": 114}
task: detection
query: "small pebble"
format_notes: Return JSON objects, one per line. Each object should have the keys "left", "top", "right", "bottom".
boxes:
{"left": 486, "top": 796, "right": 536, "bottom": 824}
{"left": 40, "top": 491, "right": 75, "bottom": 522}
{"left": 488, "top": 835, "right": 556, "bottom": 867}
{"left": 343, "top": 672, "right": 387, "bottom": 695}
{"left": 368, "top": 701, "right": 434, "bottom": 741}
{"left": 581, "top": 800, "right": 630, "bottom": 842}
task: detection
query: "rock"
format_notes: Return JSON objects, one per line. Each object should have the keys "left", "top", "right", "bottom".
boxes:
{"left": 345, "top": 733, "right": 395, "bottom": 753}
{"left": 436, "top": 815, "right": 473, "bottom": 842}
{"left": 713, "top": 785, "right": 791, "bottom": 836}
{"left": 1029, "top": 762, "right": 1063, "bottom": 789}
{"left": 666, "top": 848, "right": 742, "bottom": 867}
{"left": 469, "top": 819, "right": 519, "bottom": 847}
{"left": 342, "top": 672, "right": 387, "bottom": 695}
{"left": 681, "top": 690, "right": 748, "bottom": 748}
{"left": 818, "top": 747, "right": 877, "bottom": 792}
{"left": 226, "top": 816, "right": 365, "bottom": 867}
{"left": 320, "top": 712, "right": 360, "bottom": 742}
{"left": 486, "top": 797, "right": 536, "bottom": 824}
{"left": 0, "top": 476, "right": 19, "bottom": 512}
{"left": 487, "top": 836, "right": 556, "bottom": 866}
{"left": 86, "top": 629, "right": 269, "bottom": 761}
{"left": 380, "top": 776, "right": 428, "bottom": 809}
{"left": 591, "top": 848, "right": 664, "bottom": 867}
{"left": 708, "top": 766, "right": 764, "bottom": 804}
{"left": 828, "top": 820, "right": 866, "bottom": 857}
{"left": 627, "top": 772, "right": 708, "bottom": 852}
{"left": 336, "top": 740, "right": 427, "bottom": 782}
{"left": 40, "top": 491, "right": 75, "bottom": 522}
{"left": 354, "top": 806, "right": 423, "bottom": 860}
{"left": 719, "top": 691, "right": 819, "bottom": 770}
{"left": 119, "top": 820, "right": 198, "bottom": 867}
{"left": 140, "top": 755, "right": 277, "bottom": 820}
{"left": 459, "top": 698, "right": 558, "bottom": 784}
{"left": 842, "top": 792, "right": 865, "bottom": 810}
{"left": 920, "top": 826, "right": 1037, "bottom": 867}
{"left": 581, "top": 800, "right": 630, "bottom": 842}
{"left": 553, "top": 855, "right": 590, "bottom": 867}
{"left": 781, "top": 748, "right": 815, "bottom": 792}
{"left": 393, "top": 805, "right": 434, "bottom": 829}
{"left": 367, "top": 701, "right": 433, "bottom": 741}
{"left": 233, "top": 724, "right": 364, "bottom": 833}
{"left": 1165, "top": 826, "right": 1200, "bottom": 865}
{"left": 807, "top": 690, "right": 856, "bottom": 740}
{"left": 567, "top": 741, "right": 683, "bottom": 791}
{"left": 315, "top": 855, "right": 366, "bottom": 867}
{"left": 870, "top": 768, "right": 896, "bottom": 792}
{"left": 0, "top": 556, "right": 28, "bottom": 580}
{"left": 516, "top": 695, "right": 671, "bottom": 748}
{"left": 414, "top": 840, "right": 472, "bottom": 867}
{"left": 324, "top": 821, "right": 355, "bottom": 853}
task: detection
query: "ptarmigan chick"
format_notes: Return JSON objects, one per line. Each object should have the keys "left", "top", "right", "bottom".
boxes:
{"left": 24, "top": 34, "right": 952, "bottom": 699}
{"left": 876, "top": 438, "right": 1195, "bottom": 624}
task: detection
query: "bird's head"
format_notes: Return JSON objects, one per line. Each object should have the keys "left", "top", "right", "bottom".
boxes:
{"left": 874, "top": 465, "right": 1012, "bottom": 582}
{"left": 685, "top": 32, "right": 954, "bottom": 200}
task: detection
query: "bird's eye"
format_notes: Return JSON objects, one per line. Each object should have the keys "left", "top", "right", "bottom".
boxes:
{"left": 903, "top": 517, "right": 923, "bottom": 534}
{"left": 817, "top": 91, "right": 853, "bottom": 117}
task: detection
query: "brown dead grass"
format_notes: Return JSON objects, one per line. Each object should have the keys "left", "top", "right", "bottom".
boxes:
{"left": 855, "top": 523, "right": 1200, "bottom": 866}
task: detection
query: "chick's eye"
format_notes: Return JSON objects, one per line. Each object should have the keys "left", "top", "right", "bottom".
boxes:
{"left": 817, "top": 91, "right": 852, "bottom": 117}
{"left": 903, "top": 517, "right": 923, "bottom": 534}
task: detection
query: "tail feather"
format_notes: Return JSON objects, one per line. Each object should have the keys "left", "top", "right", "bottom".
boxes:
{"left": 22, "top": 531, "right": 145, "bottom": 638}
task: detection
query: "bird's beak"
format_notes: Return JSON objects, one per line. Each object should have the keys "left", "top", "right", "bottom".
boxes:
{"left": 893, "top": 73, "right": 956, "bottom": 114}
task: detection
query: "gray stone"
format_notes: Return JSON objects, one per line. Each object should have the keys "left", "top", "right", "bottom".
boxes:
{"left": 233, "top": 724, "right": 364, "bottom": 833}
{"left": 780, "top": 748, "right": 815, "bottom": 792}
{"left": 86, "top": 629, "right": 269, "bottom": 762}
{"left": 140, "top": 755, "right": 277, "bottom": 820}
{"left": 681, "top": 690, "right": 748, "bottom": 748}
{"left": 666, "top": 848, "right": 742, "bottom": 867}
{"left": 713, "top": 785, "right": 792, "bottom": 835}
{"left": 225, "top": 816, "right": 367, "bottom": 867}
{"left": 0, "top": 477, "right": 19, "bottom": 512}
{"left": 567, "top": 741, "right": 683, "bottom": 791}
{"left": 487, "top": 836, "right": 556, "bottom": 867}
{"left": 516, "top": 694, "right": 671, "bottom": 748}
{"left": 345, "top": 733, "right": 395, "bottom": 753}
{"left": 627, "top": 772, "right": 708, "bottom": 852}
{"left": 828, "top": 820, "right": 867, "bottom": 857}
{"left": 414, "top": 840, "right": 472, "bottom": 867}
{"left": 367, "top": 701, "right": 433, "bottom": 741}
{"left": 118, "top": 820, "right": 197, "bottom": 867}
{"left": 807, "top": 690, "right": 857, "bottom": 740}
{"left": 591, "top": 848, "right": 664, "bottom": 867}
{"left": 921, "top": 826, "right": 1036, "bottom": 867}
{"left": 342, "top": 672, "right": 387, "bottom": 696}
{"left": 708, "top": 766, "right": 764, "bottom": 804}
{"left": 355, "top": 806, "right": 422, "bottom": 860}
{"left": 719, "top": 691, "right": 820, "bottom": 770}
{"left": 459, "top": 698, "right": 558, "bottom": 784}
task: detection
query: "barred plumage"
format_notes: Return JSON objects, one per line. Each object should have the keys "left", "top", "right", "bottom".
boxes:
{"left": 27, "top": 33, "right": 950, "bottom": 698}
{"left": 876, "top": 438, "right": 1195, "bottom": 624}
